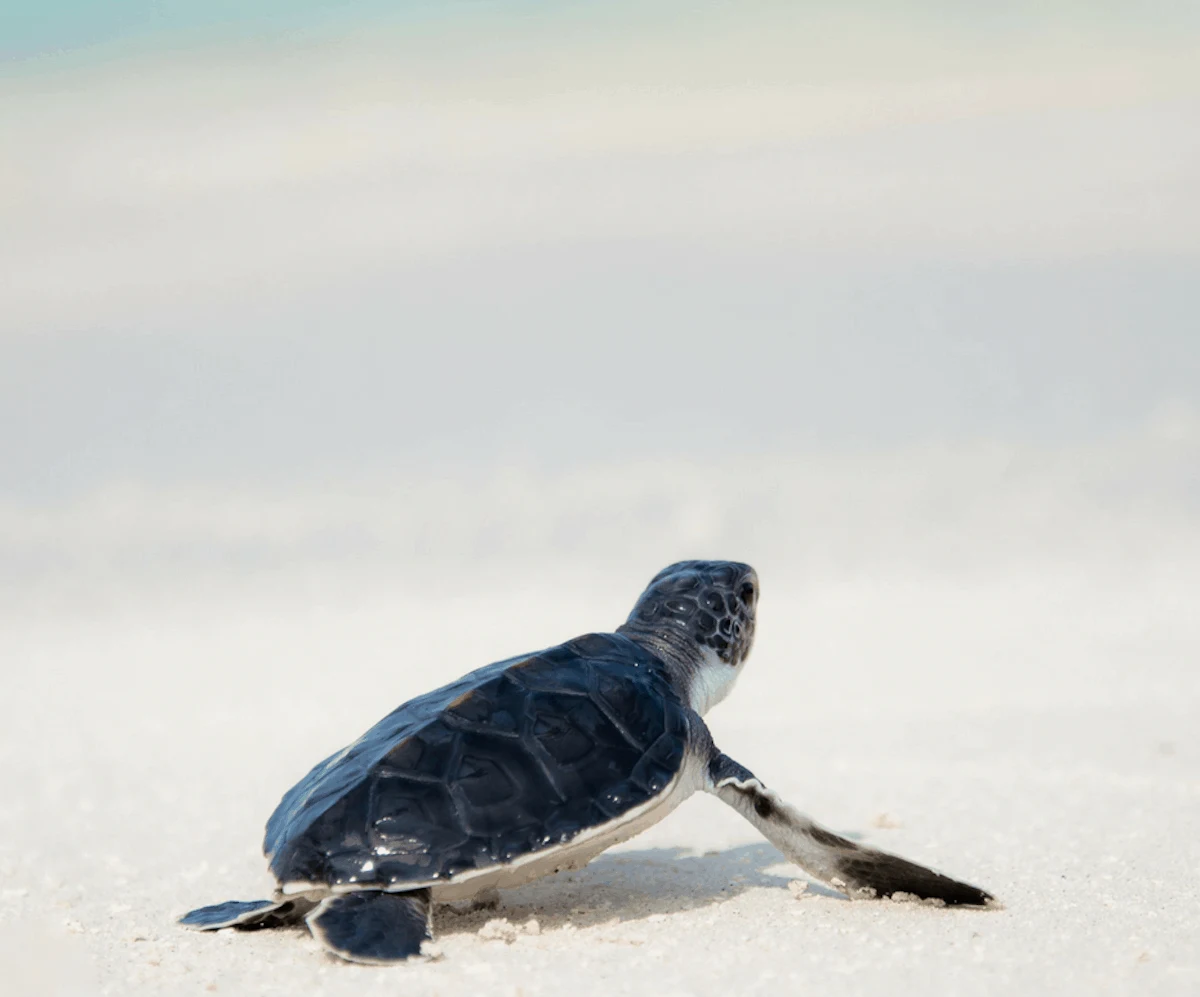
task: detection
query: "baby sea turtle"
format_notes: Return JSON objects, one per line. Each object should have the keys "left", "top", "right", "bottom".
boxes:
{"left": 180, "top": 560, "right": 992, "bottom": 963}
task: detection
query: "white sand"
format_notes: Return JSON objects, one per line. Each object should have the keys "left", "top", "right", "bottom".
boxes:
{"left": 4, "top": 6, "right": 1197, "bottom": 992}
{"left": 2, "top": 445, "right": 1198, "bottom": 996}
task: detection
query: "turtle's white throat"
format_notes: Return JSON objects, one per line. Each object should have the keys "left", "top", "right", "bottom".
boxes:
{"left": 688, "top": 647, "right": 742, "bottom": 715}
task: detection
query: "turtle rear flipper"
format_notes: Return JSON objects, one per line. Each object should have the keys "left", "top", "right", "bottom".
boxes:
{"left": 307, "top": 889, "right": 433, "bottom": 964}
{"left": 179, "top": 897, "right": 315, "bottom": 931}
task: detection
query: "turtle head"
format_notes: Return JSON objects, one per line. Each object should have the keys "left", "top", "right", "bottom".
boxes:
{"left": 618, "top": 560, "right": 759, "bottom": 714}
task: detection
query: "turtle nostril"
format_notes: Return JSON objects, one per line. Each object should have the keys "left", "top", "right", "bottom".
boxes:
{"left": 739, "top": 583, "right": 756, "bottom": 607}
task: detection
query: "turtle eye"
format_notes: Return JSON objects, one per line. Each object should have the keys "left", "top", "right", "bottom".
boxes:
{"left": 739, "top": 583, "right": 756, "bottom": 607}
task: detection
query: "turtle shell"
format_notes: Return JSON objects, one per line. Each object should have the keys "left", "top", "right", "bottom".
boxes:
{"left": 264, "top": 632, "right": 691, "bottom": 890}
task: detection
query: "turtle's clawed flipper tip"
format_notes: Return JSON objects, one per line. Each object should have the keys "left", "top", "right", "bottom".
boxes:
{"left": 837, "top": 851, "right": 995, "bottom": 908}
{"left": 307, "top": 889, "right": 435, "bottom": 965}
{"left": 706, "top": 753, "right": 996, "bottom": 910}
{"left": 179, "top": 897, "right": 314, "bottom": 931}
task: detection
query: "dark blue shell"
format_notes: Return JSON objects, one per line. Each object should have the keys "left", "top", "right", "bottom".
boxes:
{"left": 264, "top": 633, "right": 691, "bottom": 888}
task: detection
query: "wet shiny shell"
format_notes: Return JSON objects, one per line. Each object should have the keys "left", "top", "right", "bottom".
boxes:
{"left": 265, "top": 632, "right": 691, "bottom": 889}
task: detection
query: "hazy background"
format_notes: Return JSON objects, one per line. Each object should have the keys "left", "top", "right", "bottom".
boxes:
{"left": 2, "top": 4, "right": 1200, "bottom": 994}
{"left": 3, "top": 0, "right": 1199, "bottom": 614}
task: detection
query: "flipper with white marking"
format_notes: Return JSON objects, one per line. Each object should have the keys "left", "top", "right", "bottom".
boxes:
{"left": 307, "top": 889, "right": 434, "bottom": 964}
{"left": 179, "top": 896, "right": 315, "bottom": 931}
{"left": 707, "top": 752, "right": 994, "bottom": 906}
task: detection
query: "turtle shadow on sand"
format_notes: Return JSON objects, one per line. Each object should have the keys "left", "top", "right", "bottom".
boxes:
{"left": 435, "top": 841, "right": 847, "bottom": 938}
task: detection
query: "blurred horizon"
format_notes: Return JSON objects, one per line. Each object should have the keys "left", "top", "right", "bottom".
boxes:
{"left": 1, "top": 1, "right": 1198, "bottom": 608}
{"left": 4, "top": 16, "right": 1199, "bottom": 994}
{"left": 5, "top": 2, "right": 1198, "bottom": 62}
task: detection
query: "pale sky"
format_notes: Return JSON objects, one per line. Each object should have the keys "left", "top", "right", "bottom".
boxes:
{"left": 1, "top": 3, "right": 1198, "bottom": 500}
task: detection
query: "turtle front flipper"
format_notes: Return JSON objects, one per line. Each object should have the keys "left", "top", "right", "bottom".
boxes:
{"left": 307, "top": 889, "right": 434, "bottom": 964}
{"left": 179, "top": 897, "right": 315, "bottom": 931}
{"left": 707, "top": 752, "right": 995, "bottom": 907}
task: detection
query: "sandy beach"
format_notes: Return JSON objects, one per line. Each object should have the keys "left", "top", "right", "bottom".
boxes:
{"left": 3, "top": 4, "right": 1198, "bottom": 993}
{"left": 3, "top": 442, "right": 1198, "bottom": 996}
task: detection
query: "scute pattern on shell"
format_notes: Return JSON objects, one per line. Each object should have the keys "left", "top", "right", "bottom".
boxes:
{"left": 264, "top": 633, "right": 690, "bottom": 889}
